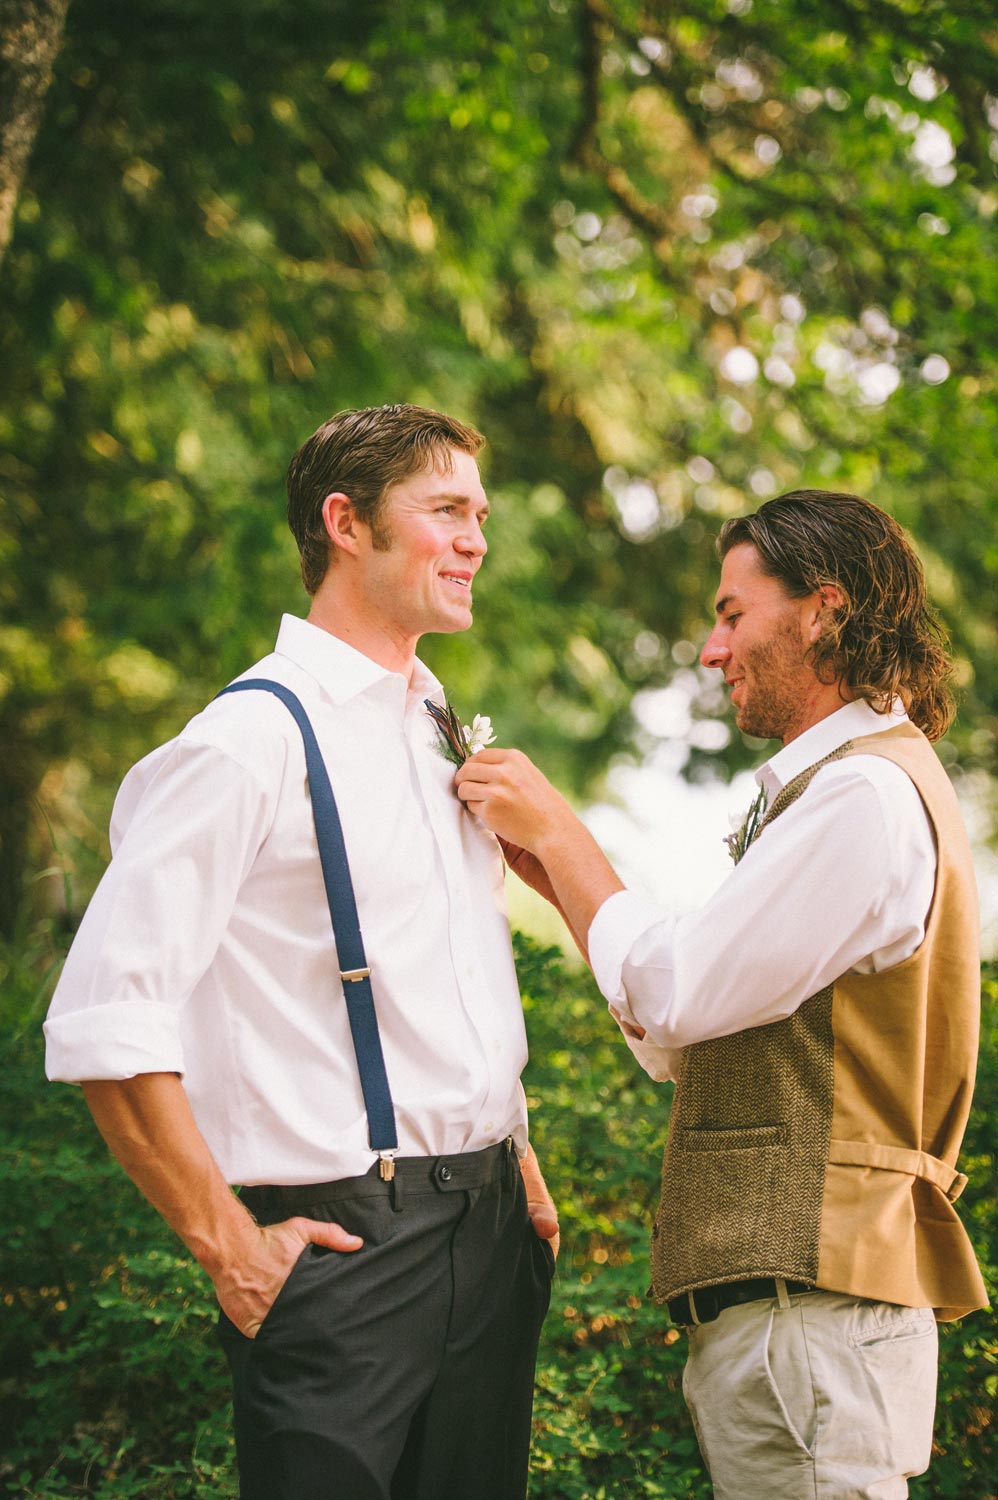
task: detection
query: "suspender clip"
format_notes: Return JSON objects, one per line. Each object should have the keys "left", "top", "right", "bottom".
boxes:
{"left": 378, "top": 1151, "right": 396, "bottom": 1182}
{"left": 341, "top": 967, "right": 371, "bottom": 983}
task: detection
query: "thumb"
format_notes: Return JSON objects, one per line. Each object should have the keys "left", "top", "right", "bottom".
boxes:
{"left": 290, "top": 1215, "right": 364, "bottom": 1253}
{"left": 519, "top": 1143, "right": 560, "bottom": 1248}
{"left": 526, "top": 1201, "right": 559, "bottom": 1240}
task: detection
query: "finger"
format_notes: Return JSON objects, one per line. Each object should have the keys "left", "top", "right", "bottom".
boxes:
{"left": 455, "top": 791, "right": 487, "bottom": 817}
{"left": 463, "top": 747, "right": 517, "bottom": 766}
{"left": 527, "top": 1201, "right": 560, "bottom": 1241}
{"left": 455, "top": 761, "right": 501, "bottom": 789}
{"left": 455, "top": 782, "right": 493, "bottom": 813}
{"left": 520, "top": 1144, "right": 559, "bottom": 1250}
{"left": 289, "top": 1215, "right": 364, "bottom": 1252}
{"left": 609, "top": 1004, "right": 647, "bottom": 1040}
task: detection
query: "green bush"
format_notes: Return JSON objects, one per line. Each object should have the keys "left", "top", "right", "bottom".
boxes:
{"left": 1, "top": 929, "right": 995, "bottom": 1497}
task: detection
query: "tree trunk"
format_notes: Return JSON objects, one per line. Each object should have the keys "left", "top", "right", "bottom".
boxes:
{"left": 0, "top": 0, "right": 69, "bottom": 268}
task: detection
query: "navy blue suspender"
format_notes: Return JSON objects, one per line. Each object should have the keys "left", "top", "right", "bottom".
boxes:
{"left": 216, "top": 678, "right": 399, "bottom": 1179}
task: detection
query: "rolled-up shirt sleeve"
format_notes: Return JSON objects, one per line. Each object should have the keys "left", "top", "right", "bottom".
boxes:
{"left": 586, "top": 757, "right": 935, "bottom": 1056}
{"left": 619, "top": 1029, "right": 682, "bottom": 1083}
{"left": 589, "top": 890, "right": 672, "bottom": 1012}
{"left": 44, "top": 738, "right": 277, "bottom": 1082}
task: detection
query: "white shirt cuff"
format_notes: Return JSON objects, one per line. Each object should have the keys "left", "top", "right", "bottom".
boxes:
{"left": 588, "top": 889, "right": 669, "bottom": 1018}
{"left": 44, "top": 1000, "right": 185, "bottom": 1082}
{"left": 620, "top": 1028, "right": 681, "bottom": 1083}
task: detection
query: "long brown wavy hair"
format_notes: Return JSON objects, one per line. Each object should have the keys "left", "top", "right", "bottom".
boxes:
{"left": 718, "top": 490, "right": 955, "bottom": 740}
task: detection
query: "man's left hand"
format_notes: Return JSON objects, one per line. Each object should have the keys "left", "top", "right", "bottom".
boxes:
{"left": 520, "top": 1142, "right": 560, "bottom": 1260}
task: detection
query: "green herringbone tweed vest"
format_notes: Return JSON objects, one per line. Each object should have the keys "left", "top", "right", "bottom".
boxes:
{"left": 650, "top": 746, "right": 848, "bottom": 1301}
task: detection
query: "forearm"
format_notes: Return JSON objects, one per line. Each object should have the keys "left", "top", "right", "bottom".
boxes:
{"left": 457, "top": 750, "right": 624, "bottom": 953}
{"left": 83, "top": 1071, "right": 363, "bottom": 1338}
{"left": 499, "top": 839, "right": 593, "bottom": 961}
{"left": 530, "top": 814, "right": 624, "bottom": 956}
{"left": 82, "top": 1072, "right": 256, "bottom": 1277}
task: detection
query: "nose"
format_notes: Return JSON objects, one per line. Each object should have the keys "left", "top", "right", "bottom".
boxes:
{"left": 457, "top": 517, "right": 488, "bottom": 558}
{"left": 700, "top": 625, "right": 729, "bottom": 671}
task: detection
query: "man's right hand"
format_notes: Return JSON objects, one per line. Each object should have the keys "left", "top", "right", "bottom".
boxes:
{"left": 216, "top": 1215, "right": 364, "bottom": 1338}
{"left": 80, "top": 1074, "right": 366, "bottom": 1339}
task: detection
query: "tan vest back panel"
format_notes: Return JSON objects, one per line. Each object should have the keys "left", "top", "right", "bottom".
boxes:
{"left": 817, "top": 726, "right": 985, "bottom": 1319}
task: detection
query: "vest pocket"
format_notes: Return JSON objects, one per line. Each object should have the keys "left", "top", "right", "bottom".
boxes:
{"left": 653, "top": 1119, "right": 811, "bottom": 1295}
{"left": 679, "top": 1122, "right": 788, "bottom": 1151}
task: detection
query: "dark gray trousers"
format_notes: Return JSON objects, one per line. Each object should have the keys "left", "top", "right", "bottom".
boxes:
{"left": 217, "top": 1141, "right": 554, "bottom": 1500}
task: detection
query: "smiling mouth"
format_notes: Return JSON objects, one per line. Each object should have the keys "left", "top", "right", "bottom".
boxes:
{"left": 441, "top": 573, "right": 472, "bottom": 590}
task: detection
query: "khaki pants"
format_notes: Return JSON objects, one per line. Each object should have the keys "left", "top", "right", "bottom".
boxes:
{"left": 682, "top": 1289, "right": 938, "bottom": 1499}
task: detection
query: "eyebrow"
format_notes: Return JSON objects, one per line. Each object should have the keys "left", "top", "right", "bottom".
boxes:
{"left": 714, "top": 591, "right": 737, "bottom": 616}
{"left": 428, "top": 490, "right": 490, "bottom": 517}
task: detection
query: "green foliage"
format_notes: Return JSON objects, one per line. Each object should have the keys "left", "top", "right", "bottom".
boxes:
{"left": 2, "top": 0, "right": 998, "bottom": 935}
{"left": 0, "top": 929, "right": 237, "bottom": 1498}
{"left": 2, "top": 933, "right": 995, "bottom": 1497}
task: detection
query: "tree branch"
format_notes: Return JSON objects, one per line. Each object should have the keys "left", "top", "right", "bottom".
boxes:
{"left": 0, "top": 0, "right": 70, "bottom": 267}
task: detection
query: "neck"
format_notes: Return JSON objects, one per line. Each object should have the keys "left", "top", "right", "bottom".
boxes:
{"left": 781, "top": 681, "right": 853, "bottom": 745}
{"left": 306, "top": 590, "right": 418, "bottom": 680}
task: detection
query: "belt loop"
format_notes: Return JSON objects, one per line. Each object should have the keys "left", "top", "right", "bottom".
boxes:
{"left": 775, "top": 1277, "right": 791, "bottom": 1310}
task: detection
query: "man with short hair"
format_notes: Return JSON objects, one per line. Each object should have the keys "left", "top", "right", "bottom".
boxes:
{"left": 456, "top": 489, "right": 987, "bottom": 1498}
{"left": 45, "top": 403, "right": 558, "bottom": 1500}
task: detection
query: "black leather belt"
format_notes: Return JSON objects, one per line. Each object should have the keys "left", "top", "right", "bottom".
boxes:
{"left": 667, "top": 1277, "right": 813, "bottom": 1328}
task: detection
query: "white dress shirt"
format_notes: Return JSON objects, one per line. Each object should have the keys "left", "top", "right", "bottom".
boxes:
{"left": 45, "top": 615, "right": 528, "bottom": 1184}
{"left": 589, "top": 700, "right": 938, "bottom": 1081}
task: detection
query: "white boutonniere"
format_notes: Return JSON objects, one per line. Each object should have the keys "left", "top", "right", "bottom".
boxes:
{"left": 724, "top": 785, "right": 767, "bottom": 864}
{"left": 424, "top": 699, "right": 497, "bottom": 766}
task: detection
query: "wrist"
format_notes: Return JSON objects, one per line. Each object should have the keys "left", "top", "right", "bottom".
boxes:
{"left": 188, "top": 1194, "right": 260, "bottom": 1280}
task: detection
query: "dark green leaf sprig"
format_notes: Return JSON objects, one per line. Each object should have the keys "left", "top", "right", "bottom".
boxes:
{"left": 424, "top": 700, "right": 498, "bottom": 765}
{"left": 424, "top": 698, "right": 468, "bottom": 765}
{"left": 723, "top": 785, "right": 768, "bottom": 864}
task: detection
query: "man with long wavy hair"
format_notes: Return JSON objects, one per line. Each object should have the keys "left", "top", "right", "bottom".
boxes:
{"left": 456, "top": 489, "right": 987, "bottom": 1498}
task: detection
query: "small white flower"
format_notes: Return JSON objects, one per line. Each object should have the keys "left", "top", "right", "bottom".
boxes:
{"left": 462, "top": 714, "right": 496, "bottom": 755}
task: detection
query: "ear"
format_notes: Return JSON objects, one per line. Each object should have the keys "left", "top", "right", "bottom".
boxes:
{"left": 802, "top": 583, "right": 846, "bottom": 643}
{"left": 321, "top": 492, "right": 362, "bottom": 557}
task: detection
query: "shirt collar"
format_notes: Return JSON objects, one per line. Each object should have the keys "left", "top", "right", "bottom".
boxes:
{"left": 274, "top": 613, "right": 442, "bottom": 707}
{"left": 756, "top": 698, "right": 910, "bottom": 800}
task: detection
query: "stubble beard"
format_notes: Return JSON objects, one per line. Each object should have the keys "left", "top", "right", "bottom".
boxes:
{"left": 735, "top": 620, "right": 810, "bottom": 743}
